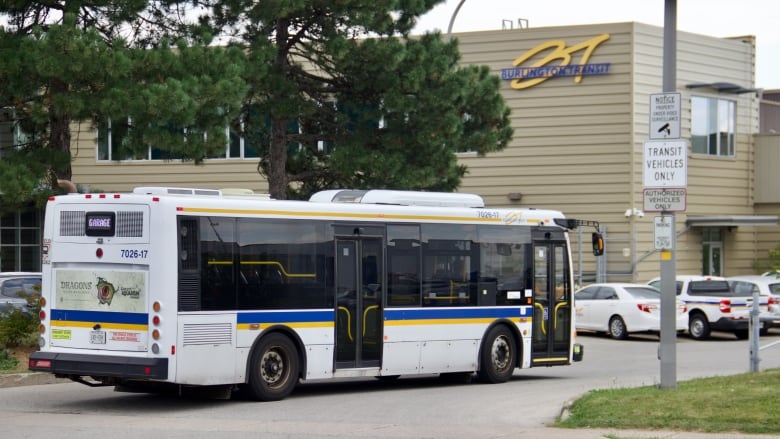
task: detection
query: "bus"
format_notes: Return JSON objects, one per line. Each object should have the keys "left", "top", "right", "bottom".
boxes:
{"left": 29, "top": 187, "right": 602, "bottom": 400}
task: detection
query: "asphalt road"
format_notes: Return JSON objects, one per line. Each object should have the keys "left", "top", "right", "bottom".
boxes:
{"left": 2, "top": 331, "right": 780, "bottom": 438}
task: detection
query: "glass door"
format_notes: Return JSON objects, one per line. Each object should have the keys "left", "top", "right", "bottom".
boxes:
{"left": 335, "top": 235, "right": 383, "bottom": 369}
{"left": 531, "top": 230, "right": 572, "bottom": 365}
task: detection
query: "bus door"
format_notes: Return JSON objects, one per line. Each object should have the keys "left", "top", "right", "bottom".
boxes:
{"left": 334, "top": 227, "right": 384, "bottom": 369}
{"left": 531, "top": 230, "right": 572, "bottom": 365}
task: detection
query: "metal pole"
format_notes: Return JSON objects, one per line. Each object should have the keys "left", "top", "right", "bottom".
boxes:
{"left": 750, "top": 288, "right": 760, "bottom": 372}
{"left": 658, "top": 0, "right": 678, "bottom": 390}
{"left": 578, "top": 227, "right": 583, "bottom": 288}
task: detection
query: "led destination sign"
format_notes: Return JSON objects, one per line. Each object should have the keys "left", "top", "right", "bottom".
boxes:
{"left": 85, "top": 212, "right": 116, "bottom": 237}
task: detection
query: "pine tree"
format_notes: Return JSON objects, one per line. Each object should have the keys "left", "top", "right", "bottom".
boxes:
{"left": 0, "top": 1, "right": 247, "bottom": 206}
{"left": 197, "top": 0, "right": 512, "bottom": 199}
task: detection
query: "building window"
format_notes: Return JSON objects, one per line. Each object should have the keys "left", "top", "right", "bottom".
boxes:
{"left": 691, "top": 96, "right": 735, "bottom": 157}
{"left": 0, "top": 209, "right": 41, "bottom": 272}
{"left": 97, "top": 118, "right": 137, "bottom": 160}
{"left": 701, "top": 228, "right": 723, "bottom": 276}
{"left": 1, "top": 108, "right": 40, "bottom": 156}
{"left": 97, "top": 117, "right": 259, "bottom": 161}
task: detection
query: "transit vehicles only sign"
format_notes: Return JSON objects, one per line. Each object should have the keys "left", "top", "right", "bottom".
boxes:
{"left": 643, "top": 140, "right": 687, "bottom": 188}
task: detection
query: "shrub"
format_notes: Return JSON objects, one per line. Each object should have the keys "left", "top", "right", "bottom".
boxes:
{"left": 0, "top": 308, "right": 39, "bottom": 347}
{"left": 0, "top": 348, "right": 19, "bottom": 371}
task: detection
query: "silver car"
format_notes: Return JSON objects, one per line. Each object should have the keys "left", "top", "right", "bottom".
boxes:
{"left": 0, "top": 274, "right": 42, "bottom": 316}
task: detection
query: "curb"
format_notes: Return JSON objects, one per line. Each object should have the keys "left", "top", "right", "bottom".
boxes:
{"left": 0, "top": 372, "right": 68, "bottom": 388}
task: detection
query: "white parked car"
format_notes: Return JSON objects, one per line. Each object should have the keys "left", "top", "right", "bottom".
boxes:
{"left": 727, "top": 275, "right": 780, "bottom": 334}
{"left": 574, "top": 283, "right": 687, "bottom": 339}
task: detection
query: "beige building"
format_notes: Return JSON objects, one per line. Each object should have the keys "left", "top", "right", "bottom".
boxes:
{"left": 2, "top": 22, "right": 778, "bottom": 281}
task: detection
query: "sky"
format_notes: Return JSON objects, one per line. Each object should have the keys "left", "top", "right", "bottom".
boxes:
{"left": 413, "top": 0, "right": 780, "bottom": 90}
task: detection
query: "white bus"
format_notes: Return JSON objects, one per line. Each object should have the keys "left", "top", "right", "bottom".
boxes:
{"left": 29, "top": 187, "right": 602, "bottom": 400}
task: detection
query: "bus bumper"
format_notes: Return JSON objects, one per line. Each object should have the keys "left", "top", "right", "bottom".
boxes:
{"left": 29, "top": 351, "right": 168, "bottom": 380}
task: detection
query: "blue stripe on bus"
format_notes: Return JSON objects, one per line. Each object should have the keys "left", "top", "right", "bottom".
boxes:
{"left": 50, "top": 309, "right": 149, "bottom": 325}
{"left": 384, "top": 307, "right": 531, "bottom": 321}
{"left": 237, "top": 310, "right": 334, "bottom": 324}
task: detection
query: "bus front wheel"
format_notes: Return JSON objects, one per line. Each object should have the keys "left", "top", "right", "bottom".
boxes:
{"left": 477, "top": 325, "right": 516, "bottom": 383}
{"left": 247, "top": 333, "right": 299, "bottom": 401}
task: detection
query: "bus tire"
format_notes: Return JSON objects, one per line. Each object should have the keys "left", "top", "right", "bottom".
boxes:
{"left": 477, "top": 325, "right": 516, "bottom": 384}
{"left": 247, "top": 333, "right": 299, "bottom": 401}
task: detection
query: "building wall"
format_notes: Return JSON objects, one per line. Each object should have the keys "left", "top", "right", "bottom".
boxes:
{"left": 453, "top": 23, "right": 762, "bottom": 281}
{"left": 66, "top": 22, "right": 774, "bottom": 282}
{"left": 755, "top": 133, "right": 780, "bottom": 272}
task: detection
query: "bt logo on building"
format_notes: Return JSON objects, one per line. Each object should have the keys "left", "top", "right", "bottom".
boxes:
{"left": 501, "top": 34, "right": 611, "bottom": 90}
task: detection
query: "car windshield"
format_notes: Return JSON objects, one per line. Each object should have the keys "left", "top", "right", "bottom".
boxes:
{"left": 624, "top": 287, "right": 662, "bottom": 299}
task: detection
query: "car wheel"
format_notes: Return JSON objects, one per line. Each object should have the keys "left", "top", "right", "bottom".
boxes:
{"left": 760, "top": 322, "right": 770, "bottom": 337}
{"left": 609, "top": 316, "right": 628, "bottom": 340}
{"left": 688, "top": 313, "right": 711, "bottom": 340}
{"left": 477, "top": 325, "right": 516, "bottom": 383}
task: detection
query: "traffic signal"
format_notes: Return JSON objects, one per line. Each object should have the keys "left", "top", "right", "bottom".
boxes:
{"left": 592, "top": 232, "right": 604, "bottom": 256}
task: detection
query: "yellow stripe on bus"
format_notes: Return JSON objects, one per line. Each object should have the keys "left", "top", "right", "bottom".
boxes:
{"left": 237, "top": 321, "right": 334, "bottom": 331}
{"left": 384, "top": 318, "right": 521, "bottom": 326}
{"left": 532, "top": 357, "right": 569, "bottom": 363}
{"left": 179, "top": 207, "right": 502, "bottom": 223}
{"left": 50, "top": 321, "right": 148, "bottom": 331}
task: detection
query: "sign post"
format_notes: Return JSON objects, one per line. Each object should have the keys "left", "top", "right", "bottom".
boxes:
{"left": 655, "top": 0, "right": 680, "bottom": 391}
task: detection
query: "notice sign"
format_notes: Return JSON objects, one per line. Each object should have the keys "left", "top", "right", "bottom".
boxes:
{"left": 643, "top": 140, "right": 687, "bottom": 188}
{"left": 644, "top": 188, "right": 687, "bottom": 212}
{"left": 650, "top": 92, "right": 680, "bottom": 139}
{"left": 654, "top": 216, "right": 674, "bottom": 250}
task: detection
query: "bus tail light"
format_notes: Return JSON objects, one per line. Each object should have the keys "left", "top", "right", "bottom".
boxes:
{"left": 152, "top": 329, "right": 160, "bottom": 340}
{"left": 719, "top": 299, "right": 731, "bottom": 313}
{"left": 30, "top": 359, "right": 51, "bottom": 369}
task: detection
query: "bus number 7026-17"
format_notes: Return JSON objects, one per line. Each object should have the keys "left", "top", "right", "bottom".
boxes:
{"left": 29, "top": 186, "right": 603, "bottom": 401}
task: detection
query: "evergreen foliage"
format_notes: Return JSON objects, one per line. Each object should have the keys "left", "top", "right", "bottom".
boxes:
{"left": 1, "top": 1, "right": 512, "bottom": 201}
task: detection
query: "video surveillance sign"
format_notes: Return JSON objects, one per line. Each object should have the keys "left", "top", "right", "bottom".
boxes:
{"left": 650, "top": 93, "right": 681, "bottom": 139}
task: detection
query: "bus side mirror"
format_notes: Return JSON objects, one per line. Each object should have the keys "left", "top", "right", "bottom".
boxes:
{"left": 592, "top": 232, "right": 604, "bottom": 256}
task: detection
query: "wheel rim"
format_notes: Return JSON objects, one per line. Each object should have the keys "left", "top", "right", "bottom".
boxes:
{"left": 491, "top": 335, "right": 512, "bottom": 372}
{"left": 260, "top": 347, "right": 288, "bottom": 387}
{"left": 611, "top": 318, "right": 624, "bottom": 337}
{"left": 690, "top": 319, "right": 703, "bottom": 337}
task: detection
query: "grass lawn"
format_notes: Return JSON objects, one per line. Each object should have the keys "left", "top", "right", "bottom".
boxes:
{"left": 554, "top": 368, "right": 780, "bottom": 435}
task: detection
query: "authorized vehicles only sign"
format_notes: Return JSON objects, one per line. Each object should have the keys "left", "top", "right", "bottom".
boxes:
{"left": 644, "top": 188, "right": 686, "bottom": 212}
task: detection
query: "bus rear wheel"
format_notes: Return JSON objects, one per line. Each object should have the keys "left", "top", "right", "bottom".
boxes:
{"left": 246, "top": 333, "right": 299, "bottom": 401}
{"left": 477, "top": 325, "right": 516, "bottom": 383}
